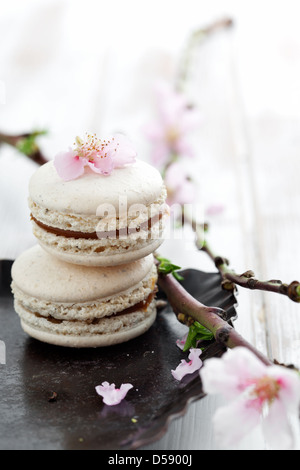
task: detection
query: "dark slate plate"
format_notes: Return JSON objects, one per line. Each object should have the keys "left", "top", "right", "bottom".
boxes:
{"left": 0, "top": 260, "right": 237, "bottom": 450}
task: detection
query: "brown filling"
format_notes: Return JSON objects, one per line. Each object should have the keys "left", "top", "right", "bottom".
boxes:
{"left": 31, "top": 213, "right": 163, "bottom": 240}
{"left": 30, "top": 290, "right": 157, "bottom": 325}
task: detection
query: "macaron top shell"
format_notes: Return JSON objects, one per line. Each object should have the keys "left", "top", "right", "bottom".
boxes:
{"left": 29, "top": 159, "right": 164, "bottom": 215}
{"left": 11, "top": 245, "right": 155, "bottom": 303}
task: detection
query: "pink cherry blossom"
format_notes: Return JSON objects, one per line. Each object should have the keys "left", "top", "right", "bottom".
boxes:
{"left": 171, "top": 348, "right": 203, "bottom": 381}
{"left": 200, "top": 347, "right": 300, "bottom": 449}
{"left": 95, "top": 381, "right": 133, "bottom": 406}
{"left": 144, "top": 81, "right": 202, "bottom": 169}
{"left": 54, "top": 133, "right": 137, "bottom": 181}
{"left": 164, "top": 161, "right": 197, "bottom": 206}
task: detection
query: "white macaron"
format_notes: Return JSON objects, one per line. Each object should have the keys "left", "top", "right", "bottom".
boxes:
{"left": 29, "top": 159, "right": 168, "bottom": 266}
{"left": 11, "top": 245, "right": 158, "bottom": 348}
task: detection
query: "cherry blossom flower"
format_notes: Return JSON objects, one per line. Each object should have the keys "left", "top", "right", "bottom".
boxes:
{"left": 164, "top": 161, "right": 197, "bottom": 206}
{"left": 200, "top": 347, "right": 300, "bottom": 449}
{"left": 171, "top": 348, "right": 203, "bottom": 381}
{"left": 54, "top": 133, "right": 136, "bottom": 181}
{"left": 95, "top": 381, "right": 133, "bottom": 406}
{"left": 144, "top": 81, "right": 202, "bottom": 169}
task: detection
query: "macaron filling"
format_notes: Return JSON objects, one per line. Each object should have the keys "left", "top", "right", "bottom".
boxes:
{"left": 16, "top": 298, "right": 157, "bottom": 347}
{"left": 30, "top": 212, "right": 163, "bottom": 240}
{"left": 18, "top": 290, "right": 157, "bottom": 326}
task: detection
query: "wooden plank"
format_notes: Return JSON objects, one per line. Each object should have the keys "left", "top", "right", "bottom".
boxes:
{"left": 247, "top": 118, "right": 300, "bottom": 367}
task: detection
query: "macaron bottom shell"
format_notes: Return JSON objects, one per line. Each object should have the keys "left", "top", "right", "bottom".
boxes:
{"left": 37, "top": 237, "right": 164, "bottom": 267}
{"left": 16, "top": 300, "right": 157, "bottom": 348}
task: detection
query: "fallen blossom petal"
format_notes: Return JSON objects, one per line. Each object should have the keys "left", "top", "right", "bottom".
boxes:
{"left": 54, "top": 150, "right": 86, "bottom": 181}
{"left": 176, "top": 332, "right": 188, "bottom": 350}
{"left": 95, "top": 381, "right": 133, "bottom": 406}
{"left": 171, "top": 348, "right": 203, "bottom": 381}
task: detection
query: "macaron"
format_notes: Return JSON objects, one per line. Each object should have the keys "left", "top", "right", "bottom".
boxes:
{"left": 11, "top": 245, "right": 158, "bottom": 348}
{"left": 28, "top": 159, "right": 168, "bottom": 267}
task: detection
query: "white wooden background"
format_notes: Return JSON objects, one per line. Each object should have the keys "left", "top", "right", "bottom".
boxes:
{"left": 0, "top": 0, "right": 299, "bottom": 450}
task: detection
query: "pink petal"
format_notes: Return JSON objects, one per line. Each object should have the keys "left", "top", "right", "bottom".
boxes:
{"left": 54, "top": 150, "right": 85, "bottom": 181}
{"left": 267, "top": 365, "right": 300, "bottom": 412}
{"left": 171, "top": 348, "right": 203, "bottom": 381}
{"left": 176, "top": 332, "right": 188, "bottom": 350}
{"left": 149, "top": 142, "right": 170, "bottom": 168}
{"left": 165, "top": 162, "right": 196, "bottom": 205}
{"left": 143, "top": 122, "right": 165, "bottom": 141}
{"left": 205, "top": 204, "right": 225, "bottom": 216}
{"left": 200, "top": 347, "right": 268, "bottom": 400}
{"left": 177, "top": 108, "right": 202, "bottom": 133}
{"left": 164, "top": 162, "right": 186, "bottom": 190}
{"left": 154, "top": 81, "right": 187, "bottom": 125}
{"left": 200, "top": 357, "right": 241, "bottom": 399}
{"left": 95, "top": 381, "right": 133, "bottom": 406}
{"left": 171, "top": 179, "right": 196, "bottom": 205}
{"left": 262, "top": 398, "right": 296, "bottom": 450}
{"left": 88, "top": 156, "right": 114, "bottom": 176}
{"left": 107, "top": 133, "right": 137, "bottom": 168}
{"left": 212, "top": 397, "right": 261, "bottom": 448}
{"left": 174, "top": 138, "right": 195, "bottom": 159}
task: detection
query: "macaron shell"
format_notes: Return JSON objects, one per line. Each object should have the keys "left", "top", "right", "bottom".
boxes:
{"left": 37, "top": 237, "right": 163, "bottom": 267}
{"left": 11, "top": 245, "right": 155, "bottom": 303}
{"left": 29, "top": 160, "right": 164, "bottom": 215}
{"left": 19, "top": 302, "right": 157, "bottom": 348}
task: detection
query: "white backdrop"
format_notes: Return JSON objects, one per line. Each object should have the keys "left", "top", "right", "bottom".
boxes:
{"left": 1, "top": 0, "right": 300, "bottom": 450}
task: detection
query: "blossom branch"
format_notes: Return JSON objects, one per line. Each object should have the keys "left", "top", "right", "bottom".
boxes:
{"left": 176, "top": 16, "right": 234, "bottom": 91}
{"left": 157, "top": 267, "right": 272, "bottom": 366}
{"left": 183, "top": 212, "right": 300, "bottom": 303}
{"left": 0, "top": 130, "right": 48, "bottom": 165}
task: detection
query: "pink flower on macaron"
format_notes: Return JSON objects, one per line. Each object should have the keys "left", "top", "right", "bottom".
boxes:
{"left": 200, "top": 347, "right": 300, "bottom": 449}
{"left": 95, "top": 381, "right": 133, "bottom": 406}
{"left": 54, "top": 133, "right": 137, "bottom": 181}
{"left": 171, "top": 348, "right": 203, "bottom": 381}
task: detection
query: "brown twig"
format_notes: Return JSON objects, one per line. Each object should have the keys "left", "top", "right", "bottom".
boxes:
{"left": 184, "top": 213, "right": 300, "bottom": 303}
{"left": 0, "top": 131, "right": 48, "bottom": 165}
{"left": 157, "top": 271, "right": 272, "bottom": 366}
{"left": 176, "top": 16, "right": 234, "bottom": 91}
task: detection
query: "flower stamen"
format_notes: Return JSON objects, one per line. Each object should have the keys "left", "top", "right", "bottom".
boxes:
{"left": 252, "top": 375, "right": 280, "bottom": 404}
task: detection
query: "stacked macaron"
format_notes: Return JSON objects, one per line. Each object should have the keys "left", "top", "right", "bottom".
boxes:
{"left": 11, "top": 133, "right": 168, "bottom": 347}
